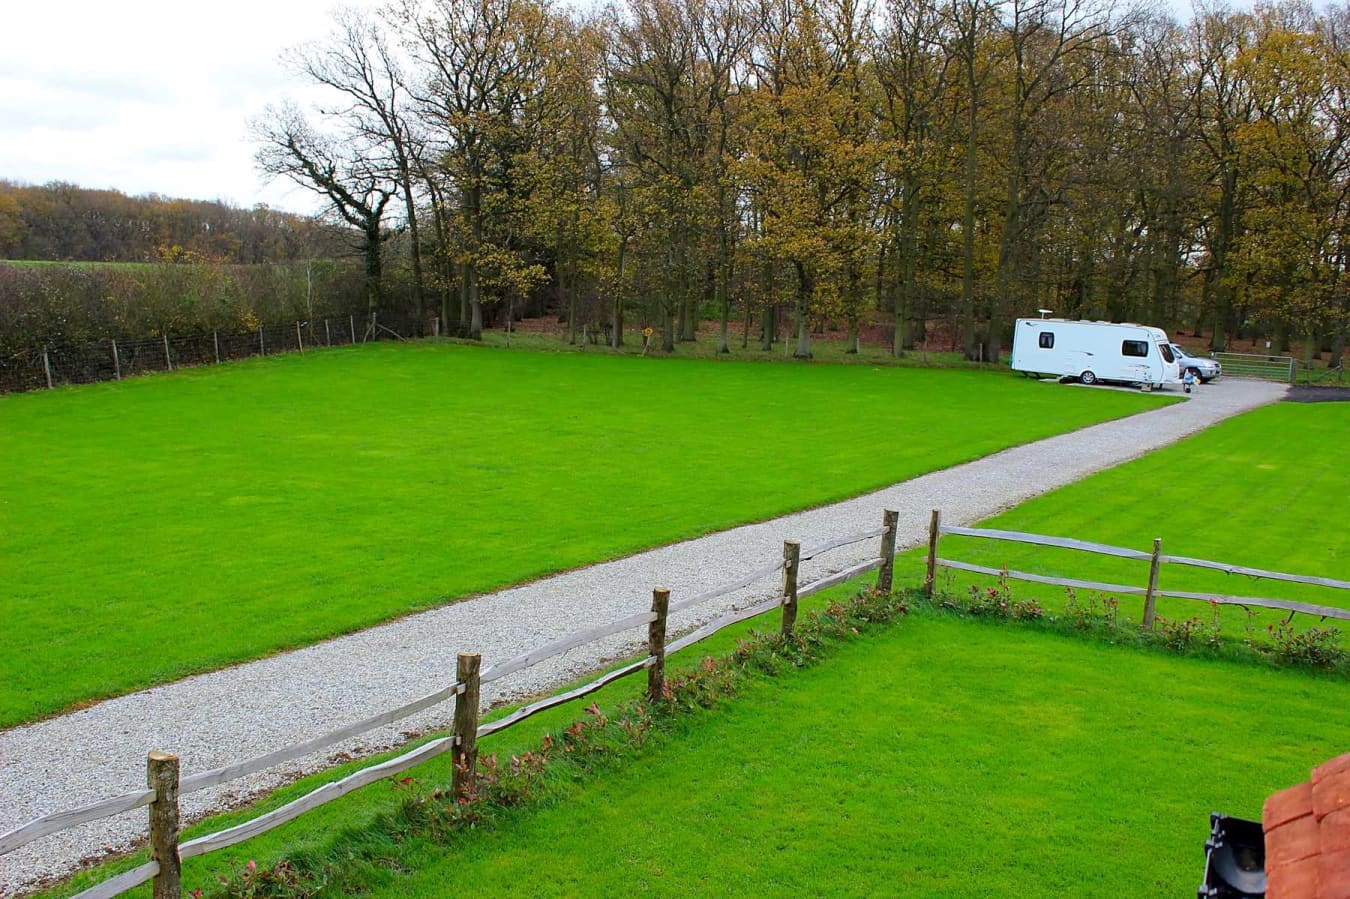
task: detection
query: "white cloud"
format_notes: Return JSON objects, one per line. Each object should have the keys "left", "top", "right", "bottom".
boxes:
{"left": 0, "top": 0, "right": 384, "bottom": 213}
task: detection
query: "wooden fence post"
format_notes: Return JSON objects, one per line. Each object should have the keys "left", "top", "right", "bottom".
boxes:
{"left": 162, "top": 334, "right": 172, "bottom": 371}
{"left": 350, "top": 315, "right": 356, "bottom": 344}
{"left": 781, "top": 540, "right": 801, "bottom": 636}
{"left": 648, "top": 587, "right": 670, "bottom": 702}
{"left": 111, "top": 339, "right": 122, "bottom": 380}
{"left": 877, "top": 509, "right": 899, "bottom": 593}
{"left": 258, "top": 325, "right": 265, "bottom": 356}
{"left": 41, "top": 345, "right": 53, "bottom": 389}
{"left": 924, "top": 509, "right": 942, "bottom": 598}
{"left": 147, "top": 751, "right": 181, "bottom": 899}
{"left": 452, "top": 653, "right": 481, "bottom": 799}
{"left": 1142, "top": 538, "right": 1162, "bottom": 629}
{"left": 296, "top": 321, "right": 304, "bottom": 354}
{"left": 212, "top": 330, "right": 220, "bottom": 364}
{"left": 325, "top": 319, "right": 332, "bottom": 346}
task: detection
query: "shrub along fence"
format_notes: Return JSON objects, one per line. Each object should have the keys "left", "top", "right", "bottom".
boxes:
{"left": 0, "top": 312, "right": 433, "bottom": 394}
{"left": 921, "top": 509, "right": 1350, "bottom": 627}
{"left": 0, "top": 512, "right": 902, "bottom": 899}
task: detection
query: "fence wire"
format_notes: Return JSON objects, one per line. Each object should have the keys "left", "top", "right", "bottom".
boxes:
{"left": 0, "top": 313, "right": 433, "bottom": 394}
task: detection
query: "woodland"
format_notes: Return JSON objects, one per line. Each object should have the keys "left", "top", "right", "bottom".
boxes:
{"left": 252, "top": 0, "right": 1350, "bottom": 365}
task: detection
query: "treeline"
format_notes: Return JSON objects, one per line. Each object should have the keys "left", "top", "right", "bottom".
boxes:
{"left": 0, "top": 181, "right": 351, "bottom": 264}
{"left": 258, "top": 0, "right": 1350, "bottom": 365}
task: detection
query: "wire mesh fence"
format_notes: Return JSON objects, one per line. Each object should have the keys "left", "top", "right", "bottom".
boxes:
{"left": 0, "top": 313, "right": 435, "bottom": 395}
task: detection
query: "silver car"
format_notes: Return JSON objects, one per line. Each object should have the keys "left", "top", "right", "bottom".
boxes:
{"left": 1169, "top": 344, "right": 1222, "bottom": 383}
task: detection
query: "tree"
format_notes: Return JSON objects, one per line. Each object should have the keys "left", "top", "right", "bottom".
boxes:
{"left": 254, "top": 102, "right": 398, "bottom": 313}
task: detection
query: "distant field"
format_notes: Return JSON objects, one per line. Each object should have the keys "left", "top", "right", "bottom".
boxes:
{"left": 0, "top": 342, "right": 1169, "bottom": 727}
{"left": 917, "top": 402, "right": 1350, "bottom": 632}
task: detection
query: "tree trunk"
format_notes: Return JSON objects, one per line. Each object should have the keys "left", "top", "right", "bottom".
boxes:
{"left": 364, "top": 220, "right": 383, "bottom": 313}
{"left": 793, "top": 261, "right": 812, "bottom": 359}
{"left": 612, "top": 238, "right": 626, "bottom": 348}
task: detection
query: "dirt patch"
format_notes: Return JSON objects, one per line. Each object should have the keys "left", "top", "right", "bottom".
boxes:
{"left": 1285, "top": 386, "right": 1350, "bottom": 402}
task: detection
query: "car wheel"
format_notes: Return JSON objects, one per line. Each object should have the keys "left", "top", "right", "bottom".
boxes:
{"left": 1080, "top": 370, "right": 1098, "bottom": 385}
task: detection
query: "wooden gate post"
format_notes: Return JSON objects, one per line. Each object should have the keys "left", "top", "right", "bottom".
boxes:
{"left": 147, "top": 751, "right": 181, "bottom": 899}
{"left": 1142, "top": 538, "right": 1162, "bottom": 629}
{"left": 452, "top": 653, "right": 481, "bottom": 799}
{"left": 648, "top": 587, "right": 670, "bottom": 702}
{"left": 924, "top": 509, "right": 942, "bottom": 598}
{"left": 876, "top": 509, "right": 899, "bottom": 593}
{"left": 781, "top": 540, "right": 801, "bottom": 636}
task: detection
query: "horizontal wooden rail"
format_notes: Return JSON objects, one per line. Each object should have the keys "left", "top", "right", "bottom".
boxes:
{"left": 180, "top": 735, "right": 456, "bottom": 860}
{"left": 801, "top": 526, "right": 888, "bottom": 561}
{"left": 0, "top": 789, "right": 156, "bottom": 855}
{"left": 1159, "top": 555, "right": 1350, "bottom": 591}
{"left": 937, "top": 559, "right": 1148, "bottom": 596}
{"left": 665, "top": 596, "right": 784, "bottom": 656}
{"left": 1154, "top": 589, "right": 1350, "bottom": 620}
{"left": 71, "top": 861, "right": 159, "bottom": 899}
{"left": 181, "top": 680, "right": 464, "bottom": 794}
{"left": 480, "top": 609, "right": 657, "bottom": 686}
{"left": 478, "top": 656, "right": 651, "bottom": 739}
{"left": 667, "top": 559, "right": 784, "bottom": 615}
{"left": 797, "top": 558, "right": 882, "bottom": 598}
{"left": 939, "top": 525, "right": 1155, "bottom": 562}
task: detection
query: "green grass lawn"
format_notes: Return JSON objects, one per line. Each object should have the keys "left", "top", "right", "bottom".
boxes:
{"left": 45, "top": 602, "right": 1350, "bottom": 899}
{"left": 363, "top": 616, "right": 1347, "bottom": 898}
{"left": 0, "top": 342, "right": 1169, "bottom": 726}
{"left": 917, "top": 402, "right": 1349, "bottom": 636}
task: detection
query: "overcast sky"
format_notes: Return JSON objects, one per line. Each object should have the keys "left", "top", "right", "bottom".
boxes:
{"left": 5, "top": 0, "right": 1225, "bottom": 217}
{"left": 1, "top": 0, "right": 386, "bottom": 214}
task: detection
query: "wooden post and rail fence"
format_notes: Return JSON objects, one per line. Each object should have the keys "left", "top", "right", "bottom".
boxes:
{"left": 922, "top": 508, "right": 1350, "bottom": 627}
{"left": 1, "top": 512, "right": 901, "bottom": 899}
{"left": 5, "top": 506, "right": 1345, "bottom": 898}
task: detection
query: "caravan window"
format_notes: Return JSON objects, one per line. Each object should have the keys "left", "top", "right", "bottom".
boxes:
{"left": 1159, "top": 343, "right": 1175, "bottom": 363}
{"left": 1039, "top": 332, "right": 1055, "bottom": 349}
{"left": 1122, "top": 340, "right": 1149, "bottom": 358}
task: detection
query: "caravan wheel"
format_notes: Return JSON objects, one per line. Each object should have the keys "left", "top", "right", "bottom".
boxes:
{"left": 1080, "top": 370, "right": 1098, "bottom": 385}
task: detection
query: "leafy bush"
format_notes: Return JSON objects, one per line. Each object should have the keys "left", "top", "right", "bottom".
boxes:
{"left": 1266, "top": 622, "right": 1346, "bottom": 668}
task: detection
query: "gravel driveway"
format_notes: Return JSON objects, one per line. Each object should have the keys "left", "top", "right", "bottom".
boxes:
{"left": 0, "top": 378, "right": 1286, "bottom": 893}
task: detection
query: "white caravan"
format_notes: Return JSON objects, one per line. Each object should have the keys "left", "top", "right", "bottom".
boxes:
{"left": 1009, "top": 318, "right": 1181, "bottom": 389}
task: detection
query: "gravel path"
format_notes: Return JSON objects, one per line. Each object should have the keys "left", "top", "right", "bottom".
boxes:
{"left": 0, "top": 378, "right": 1286, "bottom": 893}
